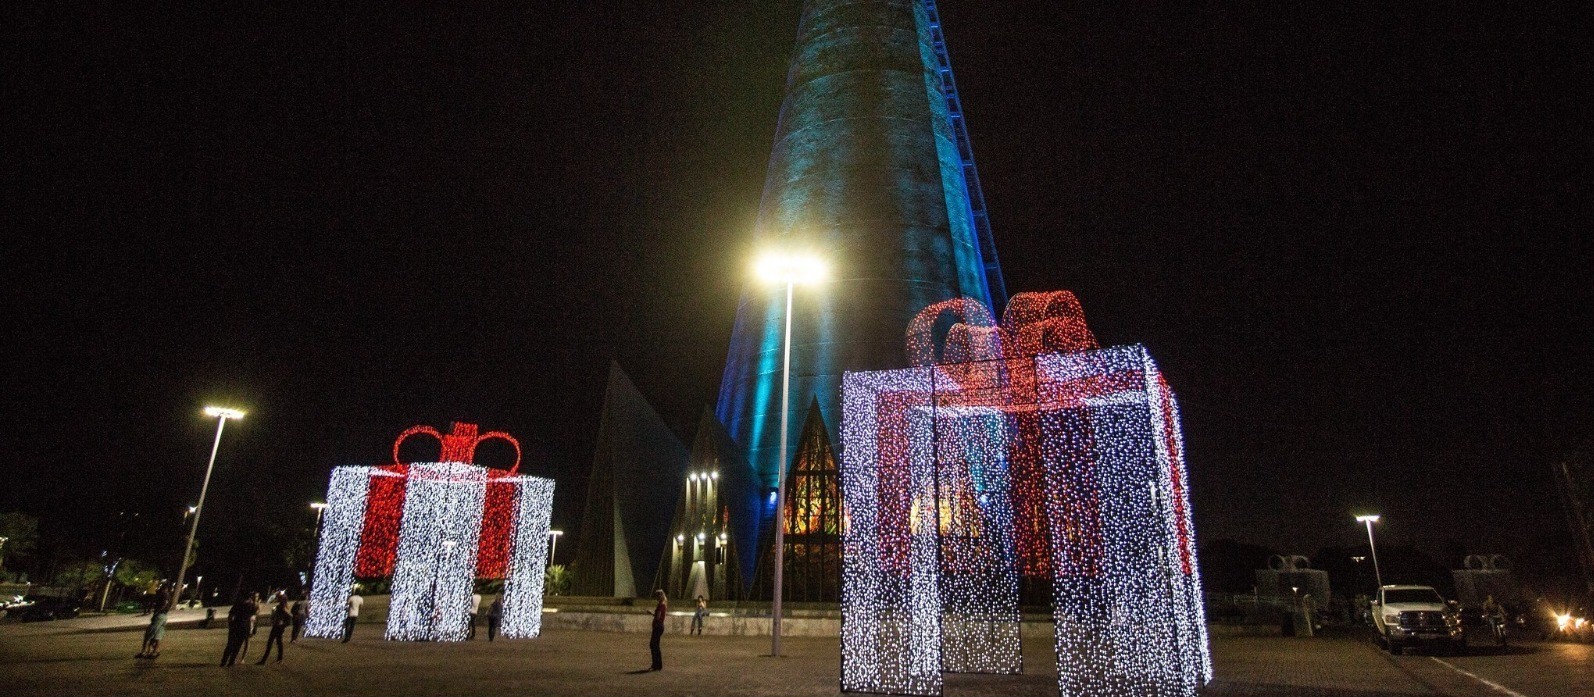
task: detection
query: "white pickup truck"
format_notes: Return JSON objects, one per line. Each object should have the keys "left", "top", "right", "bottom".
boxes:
{"left": 1371, "top": 585, "right": 1465, "bottom": 654}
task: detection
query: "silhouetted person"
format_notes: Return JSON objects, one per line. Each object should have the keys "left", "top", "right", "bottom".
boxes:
{"left": 290, "top": 594, "right": 308, "bottom": 642}
{"left": 342, "top": 591, "right": 363, "bottom": 642}
{"left": 220, "top": 597, "right": 254, "bottom": 667}
{"left": 136, "top": 585, "right": 172, "bottom": 659}
{"left": 648, "top": 590, "right": 667, "bottom": 671}
{"left": 487, "top": 596, "right": 503, "bottom": 642}
{"left": 255, "top": 599, "right": 291, "bottom": 664}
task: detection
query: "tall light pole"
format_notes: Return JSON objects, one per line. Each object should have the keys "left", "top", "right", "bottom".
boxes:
{"left": 307, "top": 502, "right": 328, "bottom": 588}
{"left": 310, "top": 502, "right": 328, "bottom": 538}
{"left": 547, "top": 530, "right": 563, "bottom": 564}
{"left": 755, "top": 250, "right": 826, "bottom": 658}
{"left": 171, "top": 406, "right": 244, "bottom": 611}
{"left": 1355, "top": 514, "right": 1384, "bottom": 590}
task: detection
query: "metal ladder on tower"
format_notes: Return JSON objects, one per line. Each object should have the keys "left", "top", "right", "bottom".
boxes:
{"left": 922, "top": 0, "right": 1009, "bottom": 314}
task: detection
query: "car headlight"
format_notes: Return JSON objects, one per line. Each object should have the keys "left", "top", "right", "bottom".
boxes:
{"left": 1384, "top": 613, "right": 1400, "bottom": 624}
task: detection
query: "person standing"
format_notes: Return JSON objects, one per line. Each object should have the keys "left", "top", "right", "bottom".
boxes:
{"left": 290, "top": 593, "right": 309, "bottom": 643}
{"left": 136, "top": 584, "right": 173, "bottom": 659}
{"left": 690, "top": 595, "right": 707, "bottom": 636}
{"left": 487, "top": 596, "right": 504, "bottom": 642}
{"left": 255, "top": 598, "right": 291, "bottom": 664}
{"left": 220, "top": 596, "right": 254, "bottom": 667}
{"left": 246, "top": 592, "right": 261, "bottom": 637}
{"left": 468, "top": 591, "right": 483, "bottom": 640}
{"left": 342, "top": 590, "right": 363, "bottom": 643}
{"left": 648, "top": 590, "right": 667, "bottom": 671}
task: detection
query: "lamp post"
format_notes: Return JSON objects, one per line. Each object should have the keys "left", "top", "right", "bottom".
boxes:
{"left": 171, "top": 406, "right": 245, "bottom": 611}
{"left": 307, "top": 503, "right": 328, "bottom": 588}
{"left": 310, "top": 502, "right": 328, "bottom": 539}
{"left": 755, "top": 250, "right": 826, "bottom": 658}
{"left": 547, "top": 530, "right": 563, "bottom": 563}
{"left": 1355, "top": 514, "right": 1384, "bottom": 590}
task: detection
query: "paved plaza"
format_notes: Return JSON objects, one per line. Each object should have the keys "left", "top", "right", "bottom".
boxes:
{"left": 0, "top": 617, "right": 1589, "bottom": 697}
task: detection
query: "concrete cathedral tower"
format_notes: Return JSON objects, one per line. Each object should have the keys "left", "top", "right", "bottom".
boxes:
{"left": 717, "top": 0, "right": 1005, "bottom": 583}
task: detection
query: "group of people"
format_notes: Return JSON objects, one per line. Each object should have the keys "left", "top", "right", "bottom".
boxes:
{"left": 138, "top": 584, "right": 701, "bottom": 670}
{"left": 218, "top": 590, "right": 311, "bottom": 666}
{"left": 646, "top": 591, "right": 711, "bottom": 672}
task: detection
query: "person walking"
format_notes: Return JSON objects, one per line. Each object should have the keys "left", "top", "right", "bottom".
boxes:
{"left": 290, "top": 593, "right": 309, "bottom": 642}
{"left": 220, "top": 596, "right": 254, "bottom": 667}
{"left": 690, "top": 595, "right": 707, "bottom": 636}
{"left": 487, "top": 596, "right": 503, "bottom": 642}
{"left": 648, "top": 590, "right": 668, "bottom": 671}
{"left": 468, "top": 591, "right": 483, "bottom": 640}
{"left": 255, "top": 598, "right": 291, "bottom": 664}
{"left": 136, "top": 584, "right": 173, "bottom": 659}
{"left": 342, "top": 590, "right": 363, "bottom": 643}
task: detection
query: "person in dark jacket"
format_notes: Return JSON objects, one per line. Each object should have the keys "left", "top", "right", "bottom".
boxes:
{"left": 648, "top": 590, "right": 667, "bottom": 671}
{"left": 255, "top": 598, "right": 292, "bottom": 664}
{"left": 290, "top": 594, "right": 309, "bottom": 642}
{"left": 220, "top": 597, "right": 254, "bottom": 667}
{"left": 487, "top": 596, "right": 504, "bottom": 642}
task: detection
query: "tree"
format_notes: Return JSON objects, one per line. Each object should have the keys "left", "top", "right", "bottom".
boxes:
{"left": 115, "top": 558, "right": 160, "bottom": 591}
{"left": 53, "top": 560, "right": 103, "bottom": 595}
{"left": 0, "top": 512, "right": 40, "bottom": 570}
{"left": 544, "top": 564, "right": 570, "bottom": 596}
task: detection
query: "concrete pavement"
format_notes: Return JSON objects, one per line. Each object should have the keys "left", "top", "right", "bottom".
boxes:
{"left": 0, "top": 618, "right": 1588, "bottom": 696}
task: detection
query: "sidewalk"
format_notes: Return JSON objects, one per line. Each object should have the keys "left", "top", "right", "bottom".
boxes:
{"left": 0, "top": 605, "right": 214, "bottom": 636}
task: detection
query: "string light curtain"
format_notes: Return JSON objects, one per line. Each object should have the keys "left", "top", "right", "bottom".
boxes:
{"left": 305, "top": 466, "right": 382, "bottom": 638}
{"left": 839, "top": 292, "right": 1210, "bottom": 697}
{"left": 305, "top": 423, "right": 554, "bottom": 642}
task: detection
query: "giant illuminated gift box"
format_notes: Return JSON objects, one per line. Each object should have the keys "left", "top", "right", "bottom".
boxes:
{"left": 839, "top": 292, "right": 1211, "bottom": 697}
{"left": 305, "top": 423, "right": 555, "bottom": 641}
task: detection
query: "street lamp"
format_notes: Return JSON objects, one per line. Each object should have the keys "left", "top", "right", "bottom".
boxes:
{"left": 310, "top": 502, "right": 328, "bottom": 537}
{"left": 171, "top": 406, "right": 245, "bottom": 611}
{"left": 1354, "top": 514, "right": 1384, "bottom": 589}
{"left": 755, "top": 250, "right": 827, "bottom": 658}
{"left": 306, "top": 503, "right": 329, "bottom": 587}
{"left": 547, "top": 530, "right": 563, "bottom": 563}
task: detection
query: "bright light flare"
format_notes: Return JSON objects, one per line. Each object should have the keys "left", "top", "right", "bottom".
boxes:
{"left": 1354, "top": 514, "right": 1381, "bottom": 523}
{"left": 203, "top": 406, "right": 246, "bottom": 420}
{"left": 755, "top": 252, "right": 827, "bottom": 285}
{"left": 309, "top": 502, "right": 329, "bottom": 510}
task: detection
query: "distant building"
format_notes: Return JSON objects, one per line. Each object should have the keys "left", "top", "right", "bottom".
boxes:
{"left": 655, "top": 410, "right": 748, "bottom": 601}
{"left": 568, "top": 364, "right": 688, "bottom": 598}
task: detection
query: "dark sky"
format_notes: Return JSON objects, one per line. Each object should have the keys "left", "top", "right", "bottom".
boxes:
{"left": 3, "top": 2, "right": 1589, "bottom": 578}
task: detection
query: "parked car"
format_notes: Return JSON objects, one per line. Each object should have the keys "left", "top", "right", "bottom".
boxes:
{"left": 1370, "top": 585, "right": 1465, "bottom": 654}
{"left": 17, "top": 597, "right": 81, "bottom": 622}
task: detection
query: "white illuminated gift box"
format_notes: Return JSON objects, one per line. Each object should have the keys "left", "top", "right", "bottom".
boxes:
{"left": 840, "top": 292, "right": 1210, "bottom": 697}
{"left": 305, "top": 426, "right": 554, "bottom": 642}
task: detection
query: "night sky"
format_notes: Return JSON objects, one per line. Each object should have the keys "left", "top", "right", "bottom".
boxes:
{"left": 4, "top": 2, "right": 1589, "bottom": 583}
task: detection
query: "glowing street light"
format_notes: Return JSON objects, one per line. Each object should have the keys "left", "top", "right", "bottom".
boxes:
{"left": 1354, "top": 514, "right": 1384, "bottom": 589}
{"left": 547, "top": 529, "right": 563, "bottom": 563}
{"left": 171, "top": 406, "right": 245, "bottom": 612}
{"left": 755, "top": 249, "right": 827, "bottom": 658}
{"left": 310, "top": 502, "right": 329, "bottom": 532}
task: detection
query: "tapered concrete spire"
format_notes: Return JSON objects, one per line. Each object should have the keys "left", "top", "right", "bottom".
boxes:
{"left": 717, "top": 0, "right": 1005, "bottom": 580}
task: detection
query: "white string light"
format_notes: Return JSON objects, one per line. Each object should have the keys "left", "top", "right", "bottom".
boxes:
{"left": 307, "top": 461, "right": 555, "bottom": 643}
{"left": 501, "top": 476, "right": 555, "bottom": 638}
{"left": 841, "top": 345, "right": 1210, "bottom": 697}
{"left": 305, "top": 466, "right": 382, "bottom": 638}
{"left": 385, "top": 463, "right": 488, "bottom": 642}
